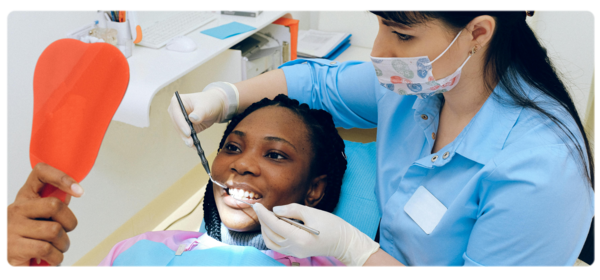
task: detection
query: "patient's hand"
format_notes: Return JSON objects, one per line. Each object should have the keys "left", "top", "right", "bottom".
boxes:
{"left": 7, "top": 163, "right": 82, "bottom": 266}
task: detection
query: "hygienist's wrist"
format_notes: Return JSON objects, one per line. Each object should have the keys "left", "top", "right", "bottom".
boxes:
{"left": 363, "top": 248, "right": 405, "bottom": 266}
{"left": 341, "top": 238, "right": 380, "bottom": 266}
{"left": 202, "top": 82, "right": 239, "bottom": 123}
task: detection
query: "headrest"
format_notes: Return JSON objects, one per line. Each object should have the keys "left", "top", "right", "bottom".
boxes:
{"left": 332, "top": 140, "right": 380, "bottom": 240}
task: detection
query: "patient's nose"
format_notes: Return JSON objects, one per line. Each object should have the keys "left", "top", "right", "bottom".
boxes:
{"left": 230, "top": 152, "right": 261, "bottom": 176}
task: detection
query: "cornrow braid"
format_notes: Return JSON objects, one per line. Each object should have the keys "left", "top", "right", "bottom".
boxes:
{"left": 203, "top": 94, "right": 347, "bottom": 240}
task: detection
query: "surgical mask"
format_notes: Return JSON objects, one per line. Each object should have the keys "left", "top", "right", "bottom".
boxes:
{"left": 371, "top": 30, "right": 473, "bottom": 99}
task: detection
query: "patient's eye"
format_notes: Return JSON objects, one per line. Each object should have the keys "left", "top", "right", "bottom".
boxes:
{"left": 266, "top": 151, "right": 286, "bottom": 160}
{"left": 225, "top": 143, "right": 241, "bottom": 153}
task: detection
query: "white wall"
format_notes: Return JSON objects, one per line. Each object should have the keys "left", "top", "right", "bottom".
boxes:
{"left": 289, "top": 11, "right": 314, "bottom": 31}
{"left": 528, "top": 11, "right": 594, "bottom": 119}
{"left": 315, "top": 11, "right": 379, "bottom": 49}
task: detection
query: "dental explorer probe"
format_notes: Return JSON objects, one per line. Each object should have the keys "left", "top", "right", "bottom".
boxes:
{"left": 231, "top": 197, "right": 320, "bottom": 236}
{"left": 174, "top": 91, "right": 319, "bottom": 236}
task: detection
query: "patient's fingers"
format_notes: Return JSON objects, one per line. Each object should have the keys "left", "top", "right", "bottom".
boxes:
{"left": 16, "top": 219, "right": 70, "bottom": 253}
{"left": 8, "top": 237, "right": 64, "bottom": 266}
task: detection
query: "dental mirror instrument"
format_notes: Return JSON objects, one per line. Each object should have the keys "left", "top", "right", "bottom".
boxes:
{"left": 174, "top": 91, "right": 319, "bottom": 236}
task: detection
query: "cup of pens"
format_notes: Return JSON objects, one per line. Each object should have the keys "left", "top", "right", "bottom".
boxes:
{"left": 104, "top": 11, "right": 133, "bottom": 58}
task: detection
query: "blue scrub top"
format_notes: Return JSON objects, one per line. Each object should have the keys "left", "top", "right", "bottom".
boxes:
{"left": 280, "top": 59, "right": 594, "bottom": 266}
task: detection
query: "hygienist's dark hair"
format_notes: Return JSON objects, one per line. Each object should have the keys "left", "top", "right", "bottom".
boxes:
{"left": 202, "top": 94, "right": 347, "bottom": 241}
{"left": 367, "top": 8, "right": 596, "bottom": 193}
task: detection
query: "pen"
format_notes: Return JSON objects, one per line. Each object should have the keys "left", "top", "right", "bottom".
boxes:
{"left": 111, "top": 11, "right": 118, "bottom": 22}
{"left": 120, "top": 11, "right": 126, "bottom": 22}
{"left": 104, "top": 12, "right": 111, "bottom": 22}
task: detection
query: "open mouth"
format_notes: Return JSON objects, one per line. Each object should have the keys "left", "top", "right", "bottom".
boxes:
{"left": 228, "top": 187, "right": 263, "bottom": 201}
{"left": 222, "top": 179, "right": 264, "bottom": 205}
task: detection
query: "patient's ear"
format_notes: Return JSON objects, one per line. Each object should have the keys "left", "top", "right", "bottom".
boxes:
{"left": 305, "top": 174, "right": 327, "bottom": 207}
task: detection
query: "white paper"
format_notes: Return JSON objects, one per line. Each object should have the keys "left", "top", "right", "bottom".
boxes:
{"left": 297, "top": 29, "right": 349, "bottom": 58}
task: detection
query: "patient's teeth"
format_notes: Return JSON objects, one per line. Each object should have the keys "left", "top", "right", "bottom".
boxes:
{"left": 229, "top": 188, "right": 261, "bottom": 201}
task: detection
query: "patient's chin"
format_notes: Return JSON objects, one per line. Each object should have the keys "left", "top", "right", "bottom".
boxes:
{"left": 221, "top": 213, "right": 260, "bottom": 232}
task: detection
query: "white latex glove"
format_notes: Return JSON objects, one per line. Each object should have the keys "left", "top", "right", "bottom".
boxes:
{"left": 167, "top": 83, "right": 237, "bottom": 148}
{"left": 253, "top": 203, "right": 380, "bottom": 266}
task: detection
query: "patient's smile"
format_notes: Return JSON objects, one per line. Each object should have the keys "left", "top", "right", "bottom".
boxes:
{"left": 225, "top": 176, "right": 264, "bottom": 200}
{"left": 229, "top": 188, "right": 261, "bottom": 200}
{"left": 222, "top": 175, "right": 264, "bottom": 207}
{"left": 221, "top": 187, "right": 261, "bottom": 210}
{"left": 220, "top": 186, "right": 260, "bottom": 211}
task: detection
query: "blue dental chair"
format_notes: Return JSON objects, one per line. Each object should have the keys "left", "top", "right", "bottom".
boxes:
{"left": 579, "top": 216, "right": 596, "bottom": 266}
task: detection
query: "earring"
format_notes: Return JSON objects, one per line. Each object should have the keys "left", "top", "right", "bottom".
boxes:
{"left": 471, "top": 45, "right": 480, "bottom": 55}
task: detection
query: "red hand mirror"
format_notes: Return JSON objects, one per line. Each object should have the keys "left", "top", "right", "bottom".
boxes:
{"left": 30, "top": 39, "right": 129, "bottom": 266}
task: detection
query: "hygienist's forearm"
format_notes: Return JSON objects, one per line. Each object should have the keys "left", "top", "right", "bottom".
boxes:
{"left": 235, "top": 69, "right": 288, "bottom": 113}
{"left": 363, "top": 248, "right": 405, "bottom": 266}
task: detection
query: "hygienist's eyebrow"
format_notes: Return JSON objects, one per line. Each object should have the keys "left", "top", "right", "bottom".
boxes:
{"left": 382, "top": 19, "right": 413, "bottom": 30}
{"left": 232, "top": 130, "right": 297, "bottom": 151}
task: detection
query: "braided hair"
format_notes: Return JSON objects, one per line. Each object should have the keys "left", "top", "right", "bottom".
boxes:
{"left": 203, "top": 94, "right": 348, "bottom": 241}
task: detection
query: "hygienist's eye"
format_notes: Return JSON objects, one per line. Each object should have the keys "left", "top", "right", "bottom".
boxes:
{"left": 392, "top": 31, "right": 412, "bottom": 41}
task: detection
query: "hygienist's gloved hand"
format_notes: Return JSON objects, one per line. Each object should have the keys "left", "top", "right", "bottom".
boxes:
{"left": 253, "top": 203, "right": 380, "bottom": 266}
{"left": 167, "top": 82, "right": 239, "bottom": 147}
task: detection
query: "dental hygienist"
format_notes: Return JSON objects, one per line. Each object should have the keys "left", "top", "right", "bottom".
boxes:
{"left": 168, "top": 11, "right": 594, "bottom": 266}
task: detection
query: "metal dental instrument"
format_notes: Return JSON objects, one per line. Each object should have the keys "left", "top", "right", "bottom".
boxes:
{"left": 174, "top": 91, "right": 226, "bottom": 191}
{"left": 175, "top": 91, "right": 319, "bottom": 236}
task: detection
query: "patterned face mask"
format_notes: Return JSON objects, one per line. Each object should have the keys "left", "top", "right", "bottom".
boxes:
{"left": 371, "top": 30, "right": 473, "bottom": 99}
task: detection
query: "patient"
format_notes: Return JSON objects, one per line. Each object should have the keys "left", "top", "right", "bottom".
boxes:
{"left": 205, "top": 94, "right": 347, "bottom": 244}
{"left": 100, "top": 94, "right": 348, "bottom": 266}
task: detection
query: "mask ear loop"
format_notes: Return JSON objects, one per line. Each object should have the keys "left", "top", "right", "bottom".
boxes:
{"left": 434, "top": 43, "right": 479, "bottom": 85}
{"left": 424, "top": 30, "right": 463, "bottom": 66}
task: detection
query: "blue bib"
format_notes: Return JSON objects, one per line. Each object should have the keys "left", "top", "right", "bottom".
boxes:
{"left": 113, "top": 240, "right": 285, "bottom": 266}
